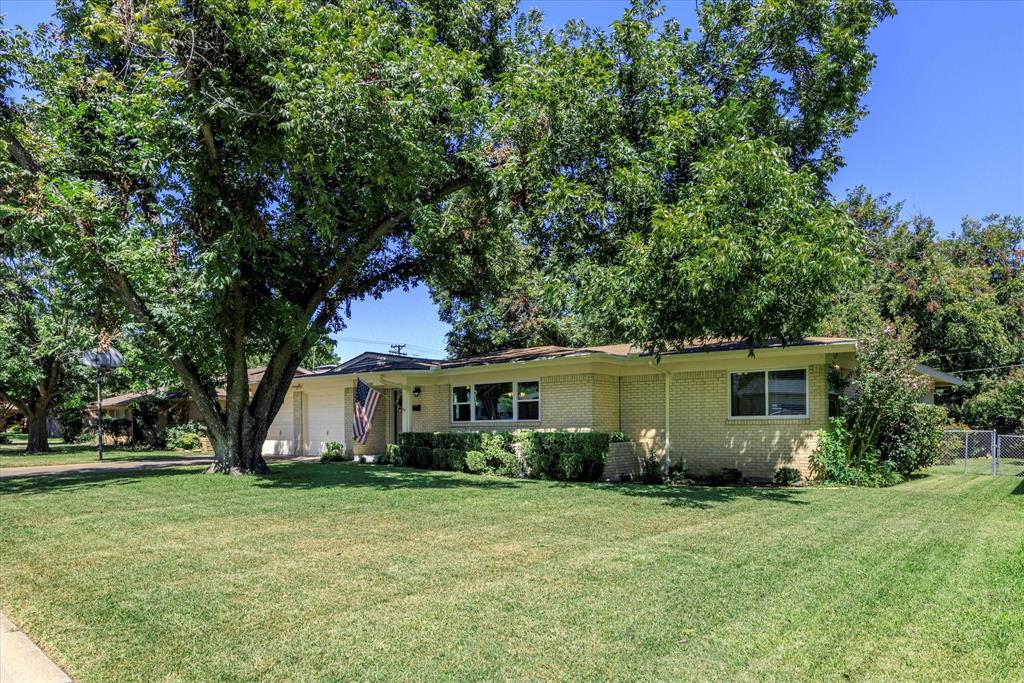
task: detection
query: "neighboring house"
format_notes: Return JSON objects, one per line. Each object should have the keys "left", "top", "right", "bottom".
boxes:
{"left": 87, "top": 366, "right": 312, "bottom": 446}
{"left": 89, "top": 338, "right": 961, "bottom": 480}
{"left": 260, "top": 338, "right": 961, "bottom": 480}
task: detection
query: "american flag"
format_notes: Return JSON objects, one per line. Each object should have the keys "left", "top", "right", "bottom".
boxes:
{"left": 352, "top": 378, "right": 381, "bottom": 445}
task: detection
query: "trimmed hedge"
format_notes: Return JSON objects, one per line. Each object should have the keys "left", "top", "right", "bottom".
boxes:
{"left": 515, "top": 431, "right": 610, "bottom": 481}
{"left": 396, "top": 430, "right": 613, "bottom": 481}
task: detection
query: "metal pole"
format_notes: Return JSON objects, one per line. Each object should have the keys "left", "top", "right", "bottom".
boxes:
{"left": 963, "top": 432, "right": 968, "bottom": 474}
{"left": 96, "top": 366, "right": 104, "bottom": 461}
{"left": 992, "top": 431, "right": 998, "bottom": 476}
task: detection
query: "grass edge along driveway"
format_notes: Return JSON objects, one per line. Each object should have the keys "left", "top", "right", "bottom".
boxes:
{"left": 1, "top": 463, "right": 1021, "bottom": 682}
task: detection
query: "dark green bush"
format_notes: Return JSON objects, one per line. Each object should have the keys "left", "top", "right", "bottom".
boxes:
{"left": 431, "top": 448, "right": 465, "bottom": 471}
{"left": 811, "top": 419, "right": 902, "bottom": 487}
{"left": 396, "top": 430, "right": 610, "bottom": 480}
{"left": 773, "top": 467, "right": 802, "bottom": 486}
{"left": 517, "top": 431, "right": 610, "bottom": 481}
{"left": 878, "top": 403, "right": 946, "bottom": 476}
{"left": 0, "top": 433, "right": 10, "bottom": 445}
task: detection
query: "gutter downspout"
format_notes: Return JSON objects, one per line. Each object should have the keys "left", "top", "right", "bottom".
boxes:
{"left": 649, "top": 360, "right": 672, "bottom": 476}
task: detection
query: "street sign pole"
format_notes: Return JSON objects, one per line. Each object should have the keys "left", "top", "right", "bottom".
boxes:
{"left": 82, "top": 347, "right": 122, "bottom": 462}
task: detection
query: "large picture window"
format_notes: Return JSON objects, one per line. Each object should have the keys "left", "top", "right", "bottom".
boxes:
{"left": 729, "top": 369, "right": 808, "bottom": 418}
{"left": 451, "top": 381, "right": 541, "bottom": 422}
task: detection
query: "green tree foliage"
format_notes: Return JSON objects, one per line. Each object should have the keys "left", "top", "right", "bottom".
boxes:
{"left": 433, "top": 0, "right": 894, "bottom": 355}
{"left": 0, "top": 255, "right": 92, "bottom": 451}
{"left": 961, "top": 369, "right": 1024, "bottom": 433}
{"left": 2, "top": 0, "right": 517, "bottom": 473}
{"left": 2, "top": 0, "right": 893, "bottom": 472}
{"left": 823, "top": 187, "right": 1023, "bottom": 413}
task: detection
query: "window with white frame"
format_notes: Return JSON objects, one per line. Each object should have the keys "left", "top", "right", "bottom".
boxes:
{"left": 729, "top": 369, "right": 808, "bottom": 417}
{"left": 451, "top": 381, "right": 540, "bottom": 422}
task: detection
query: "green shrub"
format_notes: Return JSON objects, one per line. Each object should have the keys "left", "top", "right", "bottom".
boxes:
{"left": 383, "top": 443, "right": 401, "bottom": 465}
{"left": 465, "top": 450, "right": 489, "bottom": 473}
{"left": 517, "top": 431, "right": 610, "bottom": 481}
{"left": 960, "top": 368, "right": 1024, "bottom": 433}
{"left": 320, "top": 440, "right": 345, "bottom": 463}
{"left": 773, "top": 467, "right": 802, "bottom": 486}
{"left": 431, "top": 447, "right": 465, "bottom": 471}
{"left": 163, "top": 422, "right": 202, "bottom": 450}
{"left": 878, "top": 403, "right": 946, "bottom": 476}
{"left": 683, "top": 468, "right": 744, "bottom": 486}
{"left": 0, "top": 432, "right": 10, "bottom": 445}
{"left": 162, "top": 421, "right": 206, "bottom": 451}
{"left": 811, "top": 419, "right": 902, "bottom": 487}
{"left": 813, "top": 323, "right": 949, "bottom": 485}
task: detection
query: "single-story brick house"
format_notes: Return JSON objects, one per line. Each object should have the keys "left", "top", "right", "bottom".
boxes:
{"left": 260, "top": 337, "right": 962, "bottom": 480}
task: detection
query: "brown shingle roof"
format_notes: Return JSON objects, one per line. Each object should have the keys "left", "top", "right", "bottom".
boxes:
{"left": 440, "top": 337, "right": 856, "bottom": 369}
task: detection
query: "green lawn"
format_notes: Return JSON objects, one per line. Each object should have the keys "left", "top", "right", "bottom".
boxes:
{"left": 1, "top": 464, "right": 1021, "bottom": 682}
{"left": 0, "top": 434, "right": 200, "bottom": 468}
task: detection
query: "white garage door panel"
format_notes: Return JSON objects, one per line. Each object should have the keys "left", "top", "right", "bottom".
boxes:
{"left": 262, "top": 392, "right": 295, "bottom": 456}
{"left": 305, "top": 385, "right": 346, "bottom": 456}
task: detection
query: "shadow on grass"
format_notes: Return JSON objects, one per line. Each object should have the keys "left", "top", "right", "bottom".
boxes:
{"left": 256, "top": 462, "right": 523, "bottom": 492}
{"left": 0, "top": 465, "right": 204, "bottom": 496}
{"left": 1013, "top": 478, "right": 1024, "bottom": 495}
{"left": 548, "top": 479, "right": 810, "bottom": 509}
{"left": 1, "top": 460, "right": 812, "bottom": 509}
{"left": 265, "top": 463, "right": 810, "bottom": 509}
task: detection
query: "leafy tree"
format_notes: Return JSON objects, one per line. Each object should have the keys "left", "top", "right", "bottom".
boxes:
{"left": 0, "top": 255, "right": 92, "bottom": 451}
{"left": 961, "top": 369, "right": 1024, "bottom": 433}
{"left": 433, "top": 0, "right": 894, "bottom": 355}
{"left": 823, "top": 187, "right": 1023, "bottom": 412}
{"left": 2, "top": 0, "right": 516, "bottom": 473}
{"left": 3, "top": 0, "right": 893, "bottom": 472}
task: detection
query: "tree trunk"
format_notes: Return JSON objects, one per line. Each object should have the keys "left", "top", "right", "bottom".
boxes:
{"left": 206, "top": 412, "right": 272, "bottom": 475}
{"left": 25, "top": 410, "right": 50, "bottom": 453}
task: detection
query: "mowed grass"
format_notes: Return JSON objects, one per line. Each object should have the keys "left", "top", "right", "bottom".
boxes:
{"left": 1, "top": 464, "right": 1022, "bottom": 682}
{"left": 0, "top": 434, "right": 198, "bottom": 469}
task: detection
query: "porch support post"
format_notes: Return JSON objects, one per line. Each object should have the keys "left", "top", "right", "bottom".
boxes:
{"left": 401, "top": 387, "right": 412, "bottom": 434}
{"left": 649, "top": 360, "right": 672, "bottom": 475}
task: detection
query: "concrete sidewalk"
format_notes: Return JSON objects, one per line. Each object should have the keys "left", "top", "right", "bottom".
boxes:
{"left": 0, "top": 612, "right": 72, "bottom": 683}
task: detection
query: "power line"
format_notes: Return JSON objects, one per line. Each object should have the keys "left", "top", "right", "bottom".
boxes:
{"left": 334, "top": 336, "right": 445, "bottom": 357}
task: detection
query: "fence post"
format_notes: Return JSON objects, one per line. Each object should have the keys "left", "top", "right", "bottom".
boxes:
{"left": 993, "top": 432, "right": 999, "bottom": 476}
{"left": 963, "top": 432, "right": 969, "bottom": 473}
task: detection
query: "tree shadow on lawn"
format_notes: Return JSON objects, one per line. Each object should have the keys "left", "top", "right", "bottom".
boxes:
{"left": 256, "top": 462, "right": 523, "bottom": 492}
{"left": 264, "top": 463, "right": 810, "bottom": 509}
{"left": 0, "top": 465, "right": 203, "bottom": 496}
{"left": 1, "top": 462, "right": 812, "bottom": 511}
{"left": 548, "top": 479, "right": 810, "bottom": 510}
{"left": 0, "top": 462, "right": 523, "bottom": 497}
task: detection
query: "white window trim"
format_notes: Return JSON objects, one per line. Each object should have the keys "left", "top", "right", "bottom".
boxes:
{"left": 727, "top": 367, "right": 809, "bottom": 420}
{"left": 451, "top": 380, "right": 542, "bottom": 424}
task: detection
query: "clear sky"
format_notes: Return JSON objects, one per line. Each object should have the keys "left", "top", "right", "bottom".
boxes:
{"left": 3, "top": 0, "right": 1022, "bottom": 360}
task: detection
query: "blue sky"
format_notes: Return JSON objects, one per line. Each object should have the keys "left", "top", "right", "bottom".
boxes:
{"left": 3, "top": 0, "right": 1022, "bottom": 360}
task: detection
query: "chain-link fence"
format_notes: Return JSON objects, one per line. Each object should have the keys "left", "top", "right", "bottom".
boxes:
{"left": 937, "top": 430, "right": 1024, "bottom": 476}
{"left": 998, "top": 434, "right": 1024, "bottom": 476}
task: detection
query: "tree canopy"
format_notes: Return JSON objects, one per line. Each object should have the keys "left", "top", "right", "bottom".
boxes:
{"left": 3, "top": 0, "right": 894, "bottom": 472}
{"left": 432, "top": 0, "right": 893, "bottom": 356}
